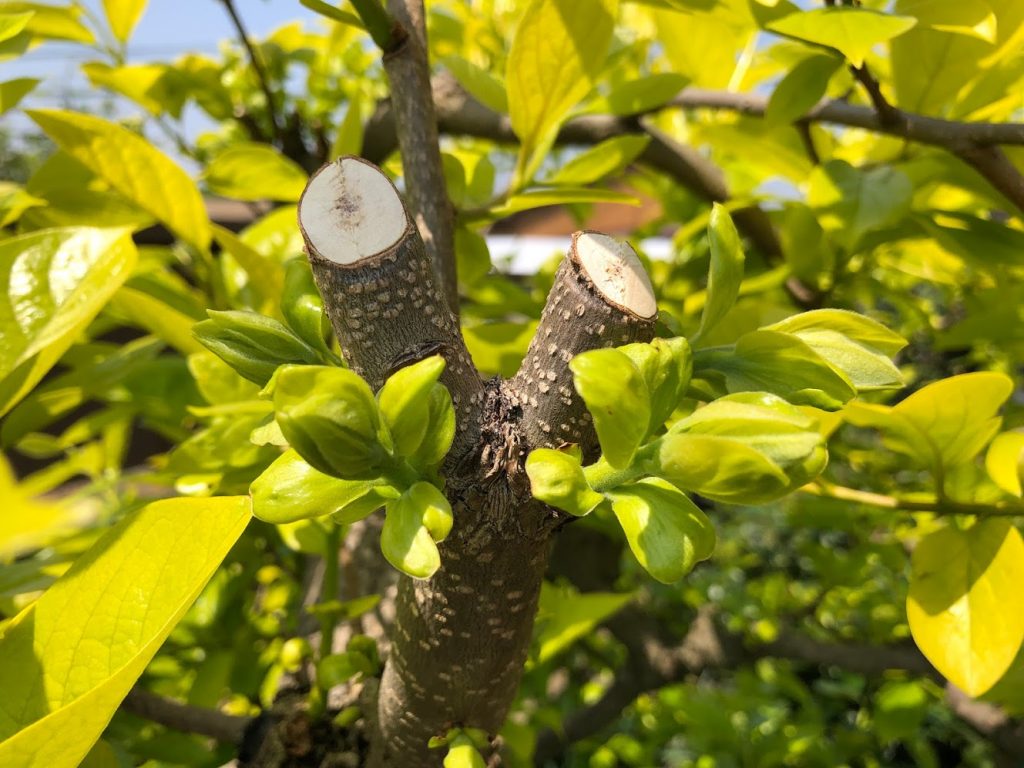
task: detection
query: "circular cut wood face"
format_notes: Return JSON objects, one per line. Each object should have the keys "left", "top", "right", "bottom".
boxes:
{"left": 300, "top": 158, "right": 407, "bottom": 264}
{"left": 575, "top": 232, "right": 657, "bottom": 319}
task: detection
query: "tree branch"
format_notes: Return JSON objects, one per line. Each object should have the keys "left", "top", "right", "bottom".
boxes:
{"left": 216, "top": 0, "right": 284, "bottom": 146}
{"left": 298, "top": 157, "right": 483, "bottom": 463}
{"left": 368, "top": 0, "right": 459, "bottom": 313}
{"left": 121, "top": 685, "right": 253, "bottom": 744}
{"left": 508, "top": 232, "right": 657, "bottom": 459}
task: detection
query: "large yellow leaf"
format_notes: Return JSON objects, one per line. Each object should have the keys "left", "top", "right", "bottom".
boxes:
{"left": 26, "top": 109, "right": 210, "bottom": 251}
{"left": 505, "top": 0, "right": 617, "bottom": 182}
{"left": 0, "top": 496, "right": 251, "bottom": 767}
{"left": 203, "top": 142, "right": 308, "bottom": 202}
{"left": 908, "top": 519, "right": 1024, "bottom": 696}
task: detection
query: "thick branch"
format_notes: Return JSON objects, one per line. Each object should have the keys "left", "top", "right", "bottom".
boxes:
{"left": 378, "top": 0, "right": 459, "bottom": 313}
{"left": 299, "top": 157, "right": 484, "bottom": 462}
{"left": 122, "top": 686, "right": 252, "bottom": 744}
{"left": 508, "top": 232, "right": 657, "bottom": 459}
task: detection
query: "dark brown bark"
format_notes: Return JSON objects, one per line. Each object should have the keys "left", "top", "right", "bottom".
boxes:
{"left": 302, "top": 158, "right": 656, "bottom": 766}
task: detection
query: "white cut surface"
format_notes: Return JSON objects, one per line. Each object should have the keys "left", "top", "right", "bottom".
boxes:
{"left": 299, "top": 158, "right": 407, "bottom": 264}
{"left": 575, "top": 232, "right": 657, "bottom": 318}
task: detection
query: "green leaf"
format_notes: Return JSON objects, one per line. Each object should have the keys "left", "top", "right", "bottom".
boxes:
{"left": 377, "top": 356, "right": 447, "bottom": 459}
{"left": 0, "top": 12, "right": 33, "bottom": 44}
{"left": 272, "top": 365, "right": 391, "bottom": 480}
{"left": 765, "top": 54, "right": 841, "bottom": 125}
{"left": 109, "top": 286, "right": 203, "bottom": 356}
{"left": 874, "top": 681, "right": 929, "bottom": 743}
{"left": 299, "top": 0, "right": 365, "bottom": 29}
{"left": 0, "top": 228, "right": 137, "bottom": 418}
{"left": 697, "top": 330, "right": 857, "bottom": 410}
{"left": 203, "top": 142, "right": 308, "bottom": 203}
{"left": 193, "top": 310, "right": 319, "bottom": 385}
{"left": 570, "top": 348, "right": 650, "bottom": 468}
{"left": 808, "top": 160, "right": 913, "bottom": 250}
{"left": 0, "top": 496, "right": 250, "bottom": 768}
{"left": 908, "top": 519, "right": 1024, "bottom": 696}
{"left": 779, "top": 329, "right": 903, "bottom": 390}
{"left": 381, "top": 484, "right": 450, "bottom": 579}
{"left": 546, "top": 135, "right": 651, "bottom": 186}
{"left": 656, "top": 432, "right": 792, "bottom": 504}
{"left": 444, "top": 735, "right": 487, "bottom": 768}
{"left": 767, "top": 7, "right": 917, "bottom": 67}
{"left": 986, "top": 431, "right": 1024, "bottom": 497}
{"left": 765, "top": 309, "right": 908, "bottom": 356}
{"left": 488, "top": 187, "right": 640, "bottom": 217}
{"left": 331, "top": 96, "right": 364, "bottom": 159}
{"left": 526, "top": 448, "right": 604, "bottom": 517}
{"left": 672, "top": 392, "right": 826, "bottom": 485}
{"left": 0, "top": 77, "right": 37, "bottom": 114}
{"left": 3, "top": 3, "right": 93, "bottom": 43}
{"left": 102, "top": 0, "right": 146, "bottom": 43}
{"left": 407, "top": 384, "right": 456, "bottom": 472}
{"left": 250, "top": 449, "right": 394, "bottom": 524}
{"left": 26, "top": 109, "right": 210, "bottom": 251}
{"left": 81, "top": 63, "right": 178, "bottom": 117}
{"left": 608, "top": 478, "right": 715, "bottom": 584}
{"left": 0, "top": 453, "right": 66, "bottom": 560}
{"left": 618, "top": 336, "right": 692, "bottom": 436}
{"left": 534, "top": 582, "right": 633, "bottom": 665}
{"left": 443, "top": 55, "right": 508, "bottom": 113}
{"left": 506, "top": 0, "right": 618, "bottom": 182}
{"left": 214, "top": 224, "right": 286, "bottom": 315}
{"left": 894, "top": 372, "right": 1013, "bottom": 468}
{"left": 694, "top": 204, "right": 744, "bottom": 343}
{"left": 601, "top": 72, "right": 688, "bottom": 116}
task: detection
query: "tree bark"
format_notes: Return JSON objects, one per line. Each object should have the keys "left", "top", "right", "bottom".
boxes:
{"left": 299, "top": 157, "right": 657, "bottom": 766}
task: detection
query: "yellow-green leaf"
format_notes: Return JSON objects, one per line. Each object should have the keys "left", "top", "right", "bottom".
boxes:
{"left": 26, "top": 109, "right": 210, "bottom": 251}
{"left": 767, "top": 7, "right": 917, "bottom": 67}
{"left": 506, "top": 0, "right": 618, "bottom": 183}
{"left": 0, "top": 12, "right": 33, "bottom": 44}
{"left": 908, "top": 519, "right": 1024, "bottom": 696}
{"left": 3, "top": 3, "right": 93, "bottom": 44}
{"left": 0, "top": 495, "right": 251, "bottom": 767}
{"left": 203, "top": 142, "right": 308, "bottom": 203}
{"left": 213, "top": 224, "right": 285, "bottom": 314}
{"left": 0, "top": 228, "right": 137, "bottom": 417}
{"left": 108, "top": 286, "right": 204, "bottom": 356}
{"left": 986, "top": 431, "right": 1024, "bottom": 497}
{"left": 0, "top": 77, "right": 38, "bottom": 114}
{"left": 101, "top": 0, "right": 146, "bottom": 43}
{"left": 0, "top": 453, "right": 66, "bottom": 561}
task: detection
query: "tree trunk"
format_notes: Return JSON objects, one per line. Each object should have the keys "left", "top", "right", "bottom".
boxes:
{"left": 298, "top": 157, "right": 656, "bottom": 766}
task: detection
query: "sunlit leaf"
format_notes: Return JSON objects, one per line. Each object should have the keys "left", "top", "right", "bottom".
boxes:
{"left": 0, "top": 496, "right": 251, "bottom": 767}
{"left": 204, "top": 142, "right": 308, "bottom": 203}
{"left": 767, "top": 7, "right": 917, "bottom": 67}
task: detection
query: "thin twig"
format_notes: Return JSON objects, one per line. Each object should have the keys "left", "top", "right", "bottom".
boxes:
{"left": 217, "top": 0, "right": 284, "bottom": 146}
{"left": 122, "top": 685, "right": 253, "bottom": 744}
{"left": 801, "top": 481, "right": 1024, "bottom": 517}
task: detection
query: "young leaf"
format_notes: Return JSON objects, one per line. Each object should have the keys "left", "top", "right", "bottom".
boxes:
{"left": 281, "top": 259, "right": 328, "bottom": 354}
{"left": 607, "top": 477, "right": 715, "bottom": 584}
{"left": 619, "top": 336, "right": 692, "bottom": 436}
{"left": 656, "top": 432, "right": 791, "bottom": 504}
{"left": 407, "top": 384, "right": 456, "bottom": 471}
{"left": 545, "top": 135, "right": 651, "bottom": 186}
{"left": 534, "top": 583, "right": 633, "bottom": 665}
{"left": 765, "top": 309, "right": 907, "bottom": 356}
{"left": 272, "top": 365, "right": 391, "bottom": 480}
{"left": 26, "top": 109, "right": 210, "bottom": 251}
{"left": 696, "top": 330, "right": 857, "bottom": 410}
{"left": 765, "top": 54, "right": 841, "bottom": 125}
{"left": 986, "top": 432, "right": 1024, "bottom": 497}
{"left": 250, "top": 449, "right": 394, "bottom": 524}
{"left": 767, "top": 7, "right": 917, "bottom": 67}
{"left": 214, "top": 225, "right": 286, "bottom": 315}
{"left": 694, "top": 204, "right": 744, "bottom": 343}
{"left": 525, "top": 448, "right": 604, "bottom": 517}
{"left": 442, "top": 56, "right": 508, "bottom": 114}
{"left": 377, "top": 356, "right": 447, "bottom": 458}
{"left": 203, "top": 142, "right": 308, "bottom": 203}
{"left": 109, "top": 287, "right": 204, "bottom": 356}
{"left": 908, "top": 519, "right": 1024, "bottom": 696}
{"left": 570, "top": 348, "right": 650, "bottom": 469}
{"left": 0, "top": 496, "right": 250, "bottom": 768}
{"left": 444, "top": 734, "right": 487, "bottom": 768}
{"left": 194, "top": 311, "right": 320, "bottom": 385}
{"left": 381, "top": 486, "right": 448, "bottom": 580}
{"left": 0, "top": 228, "right": 137, "bottom": 418}
{"left": 506, "top": 0, "right": 618, "bottom": 183}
